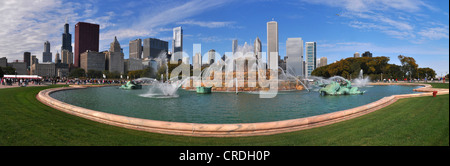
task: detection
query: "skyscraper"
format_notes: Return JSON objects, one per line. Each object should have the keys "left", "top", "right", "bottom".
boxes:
{"left": 171, "top": 27, "right": 183, "bottom": 62}
{"left": 61, "top": 50, "right": 73, "bottom": 65}
{"left": 253, "top": 37, "right": 262, "bottom": 60}
{"left": 61, "top": 22, "right": 72, "bottom": 52}
{"left": 362, "top": 51, "right": 372, "bottom": 57}
{"left": 23, "top": 52, "right": 31, "bottom": 68}
{"left": 286, "top": 38, "right": 303, "bottom": 76}
{"left": 208, "top": 49, "right": 216, "bottom": 64}
{"left": 193, "top": 53, "right": 202, "bottom": 69}
{"left": 318, "top": 57, "right": 327, "bottom": 67}
{"left": 354, "top": 52, "right": 360, "bottom": 58}
{"left": 55, "top": 51, "right": 61, "bottom": 63}
{"left": 74, "top": 22, "right": 100, "bottom": 67}
{"left": 267, "top": 21, "right": 278, "bottom": 68}
{"left": 105, "top": 36, "right": 124, "bottom": 74}
{"left": 42, "top": 41, "right": 52, "bottom": 62}
{"left": 80, "top": 50, "right": 105, "bottom": 73}
{"left": 305, "top": 42, "right": 316, "bottom": 77}
{"left": 143, "top": 38, "right": 168, "bottom": 59}
{"left": 129, "top": 39, "right": 142, "bottom": 59}
{"left": 232, "top": 39, "right": 238, "bottom": 55}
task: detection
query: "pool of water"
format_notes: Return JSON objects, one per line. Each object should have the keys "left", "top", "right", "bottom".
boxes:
{"left": 50, "top": 85, "right": 422, "bottom": 124}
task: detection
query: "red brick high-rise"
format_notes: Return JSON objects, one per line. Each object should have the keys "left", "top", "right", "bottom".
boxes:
{"left": 74, "top": 22, "right": 99, "bottom": 68}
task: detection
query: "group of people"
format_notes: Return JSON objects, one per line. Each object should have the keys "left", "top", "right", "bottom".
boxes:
{"left": 1, "top": 78, "right": 42, "bottom": 87}
{"left": 64, "top": 78, "right": 128, "bottom": 85}
{"left": 1, "top": 77, "right": 130, "bottom": 87}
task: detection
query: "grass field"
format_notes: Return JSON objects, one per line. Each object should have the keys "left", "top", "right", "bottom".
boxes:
{"left": 428, "top": 83, "right": 449, "bottom": 89}
{"left": 0, "top": 84, "right": 448, "bottom": 146}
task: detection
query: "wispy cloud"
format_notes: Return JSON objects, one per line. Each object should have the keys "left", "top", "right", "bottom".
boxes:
{"left": 302, "top": 0, "right": 446, "bottom": 42}
{"left": 303, "top": 0, "right": 435, "bottom": 13}
{"left": 418, "top": 26, "right": 449, "bottom": 40}
{"left": 0, "top": 0, "right": 72, "bottom": 60}
{"left": 99, "top": 0, "right": 233, "bottom": 49}
{"left": 177, "top": 20, "right": 236, "bottom": 28}
{"left": 0, "top": 0, "right": 121, "bottom": 61}
{"left": 0, "top": 0, "right": 235, "bottom": 60}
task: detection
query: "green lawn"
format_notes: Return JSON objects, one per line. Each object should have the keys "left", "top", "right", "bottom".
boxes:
{"left": 428, "top": 83, "right": 449, "bottom": 89}
{"left": 0, "top": 85, "right": 448, "bottom": 146}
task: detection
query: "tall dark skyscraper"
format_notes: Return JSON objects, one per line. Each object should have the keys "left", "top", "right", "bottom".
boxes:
{"left": 171, "top": 27, "right": 183, "bottom": 62}
{"left": 74, "top": 22, "right": 99, "bottom": 67}
{"left": 362, "top": 51, "right": 373, "bottom": 58}
{"left": 23, "top": 52, "right": 31, "bottom": 68}
{"left": 42, "top": 41, "right": 52, "bottom": 62}
{"left": 61, "top": 22, "right": 72, "bottom": 52}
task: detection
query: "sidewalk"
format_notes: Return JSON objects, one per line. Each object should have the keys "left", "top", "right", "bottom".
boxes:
{"left": 0, "top": 83, "right": 48, "bottom": 89}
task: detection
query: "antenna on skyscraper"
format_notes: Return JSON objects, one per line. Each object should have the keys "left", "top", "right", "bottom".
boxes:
{"left": 65, "top": 16, "right": 68, "bottom": 24}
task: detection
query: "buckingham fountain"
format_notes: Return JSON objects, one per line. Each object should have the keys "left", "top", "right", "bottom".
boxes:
{"left": 46, "top": 45, "right": 426, "bottom": 136}
{"left": 134, "top": 42, "right": 309, "bottom": 98}
{"left": 132, "top": 42, "right": 369, "bottom": 98}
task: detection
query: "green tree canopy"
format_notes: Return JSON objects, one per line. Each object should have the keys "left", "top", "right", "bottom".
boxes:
{"left": 311, "top": 56, "right": 390, "bottom": 80}
{"left": 87, "top": 70, "right": 103, "bottom": 78}
{"left": 69, "top": 68, "right": 86, "bottom": 78}
{"left": 0, "top": 67, "right": 3, "bottom": 78}
{"left": 398, "top": 55, "right": 418, "bottom": 80}
{"left": 311, "top": 56, "right": 436, "bottom": 81}
{"left": 417, "top": 67, "right": 436, "bottom": 79}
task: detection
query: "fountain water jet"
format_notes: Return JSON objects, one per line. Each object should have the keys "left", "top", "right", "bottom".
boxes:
{"left": 353, "top": 69, "right": 370, "bottom": 87}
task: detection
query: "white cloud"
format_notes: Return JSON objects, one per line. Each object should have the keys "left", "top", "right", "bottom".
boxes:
{"left": 304, "top": 0, "right": 433, "bottom": 13}
{"left": 0, "top": 0, "right": 114, "bottom": 61}
{"left": 134, "top": 0, "right": 231, "bottom": 29}
{"left": 0, "top": 0, "right": 234, "bottom": 61}
{"left": 303, "top": 0, "right": 447, "bottom": 42}
{"left": 348, "top": 21, "right": 388, "bottom": 30}
{"left": 0, "top": 0, "right": 67, "bottom": 60}
{"left": 85, "top": 11, "right": 116, "bottom": 30}
{"left": 418, "top": 26, "right": 449, "bottom": 40}
{"left": 177, "top": 20, "right": 236, "bottom": 28}
{"left": 97, "top": 0, "right": 233, "bottom": 50}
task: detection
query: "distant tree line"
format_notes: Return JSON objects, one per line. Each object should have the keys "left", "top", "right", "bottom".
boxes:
{"left": 311, "top": 55, "right": 437, "bottom": 81}
{"left": 0, "top": 66, "right": 16, "bottom": 78}
{"left": 68, "top": 68, "right": 125, "bottom": 79}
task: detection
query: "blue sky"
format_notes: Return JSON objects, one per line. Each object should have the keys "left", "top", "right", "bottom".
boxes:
{"left": 0, "top": 0, "right": 448, "bottom": 75}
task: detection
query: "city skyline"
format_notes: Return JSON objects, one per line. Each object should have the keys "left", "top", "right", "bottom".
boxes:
{"left": 0, "top": 0, "right": 448, "bottom": 75}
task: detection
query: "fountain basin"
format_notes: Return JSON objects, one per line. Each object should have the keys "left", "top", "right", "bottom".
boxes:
{"left": 50, "top": 85, "right": 423, "bottom": 124}
{"left": 38, "top": 83, "right": 447, "bottom": 137}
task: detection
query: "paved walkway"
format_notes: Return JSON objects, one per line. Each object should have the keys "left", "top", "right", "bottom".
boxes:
{"left": 0, "top": 84, "right": 48, "bottom": 89}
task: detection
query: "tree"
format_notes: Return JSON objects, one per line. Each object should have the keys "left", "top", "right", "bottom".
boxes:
{"left": 87, "top": 70, "right": 103, "bottom": 78}
{"left": 69, "top": 68, "right": 86, "bottom": 78}
{"left": 311, "top": 56, "right": 391, "bottom": 80}
{"left": 103, "top": 70, "right": 121, "bottom": 79}
{"left": 140, "top": 67, "right": 156, "bottom": 78}
{"left": 0, "top": 67, "right": 4, "bottom": 78}
{"left": 417, "top": 67, "right": 436, "bottom": 79}
{"left": 398, "top": 55, "right": 418, "bottom": 80}
{"left": 384, "top": 64, "right": 403, "bottom": 80}
{"left": 1, "top": 66, "right": 16, "bottom": 75}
